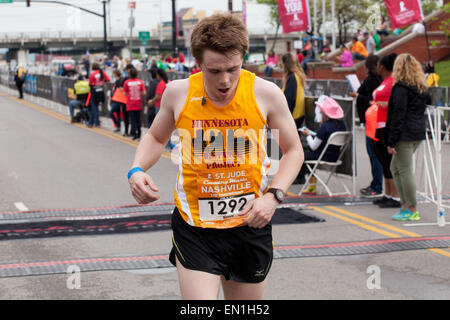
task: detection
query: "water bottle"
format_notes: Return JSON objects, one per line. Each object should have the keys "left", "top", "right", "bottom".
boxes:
{"left": 438, "top": 208, "right": 446, "bottom": 227}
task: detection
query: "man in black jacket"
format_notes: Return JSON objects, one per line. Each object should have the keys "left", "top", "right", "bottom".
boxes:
{"left": 145, "top": 68, "right": 159, "bottom": 128}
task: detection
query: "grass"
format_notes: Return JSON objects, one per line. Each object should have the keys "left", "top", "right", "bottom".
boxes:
{"left": 435, "top": 59, "right": 450, "bottom": 87}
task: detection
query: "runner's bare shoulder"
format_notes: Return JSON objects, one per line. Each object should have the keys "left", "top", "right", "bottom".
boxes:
{"left": 253, "top": 75, "right": 286, "bottom": 117}
{"left": 163, "top": 78, "right": 189, "bottom": 112}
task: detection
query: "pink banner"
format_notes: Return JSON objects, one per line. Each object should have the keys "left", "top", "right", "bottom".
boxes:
{"left": 385, "top": 0, "right": 424, "bottom": 29}
{"left": 277, "top": 0, "right": 311, "bottom": 34}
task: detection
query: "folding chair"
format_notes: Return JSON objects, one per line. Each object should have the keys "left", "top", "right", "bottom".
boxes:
{"left": 298, "top": 131, "right": 352, "bottom": 196}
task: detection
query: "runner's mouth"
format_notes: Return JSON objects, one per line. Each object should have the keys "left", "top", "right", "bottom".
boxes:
{"left": 218, "top": 88, "right": 230, "bottom": 95}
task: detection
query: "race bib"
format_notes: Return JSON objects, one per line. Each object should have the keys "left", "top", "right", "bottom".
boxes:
{"left": 197, "top": 167, "right": 255, "bottom": 221}
{"left": 198, "top": 193, "right": 255, "bottom": 221}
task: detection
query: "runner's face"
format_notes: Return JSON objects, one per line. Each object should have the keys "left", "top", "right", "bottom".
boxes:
{"left": 200, "top": 49, "right": 243, "bottom": 102}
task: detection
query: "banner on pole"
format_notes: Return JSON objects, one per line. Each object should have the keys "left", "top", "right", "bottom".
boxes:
{"left": 384, "top": 0, "right": 424, "bottom": 29}
{"left": 277, "top": 0, "right": 311, "bottom": 34}
{"left": 242, "top": 0, "right": 247, "bottom": 26}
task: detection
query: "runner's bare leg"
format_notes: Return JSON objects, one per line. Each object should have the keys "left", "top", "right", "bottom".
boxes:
{"left": 221, "top": 276, "right": 266, "bottom": 300}
{"left": 175, "top": 257, "right": 221, "bottom": 300}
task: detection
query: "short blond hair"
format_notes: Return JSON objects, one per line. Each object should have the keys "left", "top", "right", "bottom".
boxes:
{"left": 190, "top": 13, "right": 249, "bottom": 64}
{"left": 393, "top": 54, "right": 428, "bottom": 93}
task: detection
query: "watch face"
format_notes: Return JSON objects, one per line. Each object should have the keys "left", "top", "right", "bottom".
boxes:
{"left": 276, "top": 190, "right": 284, "bottom": 201}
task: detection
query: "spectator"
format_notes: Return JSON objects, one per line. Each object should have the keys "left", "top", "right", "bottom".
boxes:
{"left": 364, "top": 32, "right": 376, "bottom": 56}
{"left": 295, "top": 48, "right": 304, "bottom": 64}
{"left": 120, "top": 64, "right": 135, "bottom": 136}
{"left": 425, "top": 63, "right": 439, "bottom": 87}
{"left": 81, "top": 54, "right": 90, "bottom": 77}
{"left": 175, "top": 58, "right": 184, "bottom": 72}
{"left": 69, "top": 74, "right": 90, "bottom": 123}
{"left": 351, "top": 36, "right": 368, "bottom": 61}
{"left": 147, "top": 68, "right": 173, "bottom": 149}
{"left": 301, "top": 40, "right": 316, "bottom": 72}
{"left": 165, "top": 55, "right": 173, "bottom": 63}
{"left": 321, "top": 39, "right": 331, "bottom": 54}
{"left": 297, "top": 96, "right": 346, "bottom": 189}
{"left": 350, "top": 55, "right": 383, "bottom": 197}
{"left": 110, "top": 69, "right": 124, "bottom": 133}
{"left": 335, "top": 44, "right": 353, "bottom": 67}
{"left": 145, "top": 68, "right": 159, "bottom": 128}
{"left": 147, "top": 68, "right": 168, "bottom": 115}
{"left": 14, "top": 65, "right": 26, "bottom": 99}
{"left": 88, "top": 62, "right": 110, "bottom": 128}
{"left": 376, "top": 16, "right": 389, "bottom": 37}
{"left": 373, "top": 32, "right": 382, "bottom": 52}
{"left": 178, "top": 51, "right": 185, "bottom": 64}
{"left": 371, "top": 53, "right": 401, "bottom": 208}
{"left": 388, "top": 54, "right": 431, "bottom": 221}
{"left": 281, "top": 53, "right": 306, "bottom": 130}
{"left": 264, "top": 50, "right": 278, "bottom": 77}
{"left": 123, "top": 67, "right": 146, "bottom": 141}
{"left": 356, "top": 29, "right": 364, "bottom": 40}
{"left": 190, "top": 60, "right": 201, "bottom": 75}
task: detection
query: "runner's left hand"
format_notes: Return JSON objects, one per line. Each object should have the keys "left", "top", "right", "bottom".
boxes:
{"left": 238, "top": 194, "right": 278, "bottom": 229}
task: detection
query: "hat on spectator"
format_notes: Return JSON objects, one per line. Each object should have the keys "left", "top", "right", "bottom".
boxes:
{"left": 315, "top": 95, "right": 344, "bottom": 119}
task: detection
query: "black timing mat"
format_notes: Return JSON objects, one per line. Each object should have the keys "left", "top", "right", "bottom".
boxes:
{"left": 0, "top": 205, "right": 324, "bottom": 241}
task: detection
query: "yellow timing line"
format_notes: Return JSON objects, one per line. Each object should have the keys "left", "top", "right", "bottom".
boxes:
{"left": 316, "top": 205, "right": 450, "bottom": 258}
{"left": 2, "top": 94, "right": 172, "bottom": 160}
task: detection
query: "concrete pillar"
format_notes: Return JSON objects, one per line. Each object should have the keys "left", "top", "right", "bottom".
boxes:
{"left": 121, "top": 47, "right": 131, "bottom": 60}
{"left": 17, "top": 50, "right": 28, "bottom": 67}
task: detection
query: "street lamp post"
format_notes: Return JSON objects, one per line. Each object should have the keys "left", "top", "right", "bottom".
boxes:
{"left": 172, "top": 0, "right": 177, "bottom": 57}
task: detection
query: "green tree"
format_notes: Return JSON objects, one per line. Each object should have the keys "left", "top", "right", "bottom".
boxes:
{"left": 255, "top": 0, "right": 281, "bottom": 53}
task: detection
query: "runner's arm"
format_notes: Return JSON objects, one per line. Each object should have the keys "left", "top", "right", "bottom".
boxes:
{"left": 264, "top": 81, "right": 304, "bottom": 192}
{"left": 239, "top": 79, "right": 304, "bottom": 228}
{"left": 128, "top": 83, "right": 177, "bottom": 203}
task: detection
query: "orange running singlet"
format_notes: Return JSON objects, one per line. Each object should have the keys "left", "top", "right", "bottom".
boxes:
{"left": 174, "top": 70, "right": 270, "bottom": 228}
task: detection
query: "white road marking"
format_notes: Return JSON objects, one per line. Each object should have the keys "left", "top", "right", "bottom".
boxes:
{"left": 14, "top": 202, "right": 29, "bottom": 212}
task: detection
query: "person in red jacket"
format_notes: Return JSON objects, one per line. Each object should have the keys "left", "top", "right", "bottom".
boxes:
{"left": 88, "top": 62, "right": 110, "bottom": 127}
{"left": 123, "top": 68, "right": 146, "bottom": 140}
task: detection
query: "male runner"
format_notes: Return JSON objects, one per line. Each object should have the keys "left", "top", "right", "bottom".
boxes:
{"left": 128, "top": 13, "right": 304, "bottom": 300}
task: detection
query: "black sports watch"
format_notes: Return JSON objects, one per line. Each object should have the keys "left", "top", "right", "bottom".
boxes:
{"left": 266, "top": 188, "right": 285, "bottom": 203}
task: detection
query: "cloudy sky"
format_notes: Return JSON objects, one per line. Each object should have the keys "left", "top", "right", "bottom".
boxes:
{"left": 0, "top": 0, "right": 276, "bottom": 37}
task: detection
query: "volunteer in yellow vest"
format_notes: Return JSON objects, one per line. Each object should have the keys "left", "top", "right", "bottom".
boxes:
{"left": 68, "top": 75, "right": 90, "bottom": 123}
{"left": 128, "top": 13, "right": 304, "bottom": 300}
{"left": 281, "top": 52, "right": 306, "bottom": 129}
{"left": 14, "top": 66, "right": 26, "bottom": 99}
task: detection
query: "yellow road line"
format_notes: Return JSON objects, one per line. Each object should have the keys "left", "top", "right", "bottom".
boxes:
{"left": 325, "top": 206, "right": 420, "bottom": 237}
{"left": 3, "top": 94, "right": 172, "bottom": 159}
{"left": 320, "top": 205, "right": 450, "bottom": 258}
{"left": 309, "top": 206, "right": 402, "bottom": 238}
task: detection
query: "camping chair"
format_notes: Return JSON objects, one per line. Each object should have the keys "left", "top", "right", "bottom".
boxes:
{"left": 298, "top": 131, "right": 352, "bottom": 196}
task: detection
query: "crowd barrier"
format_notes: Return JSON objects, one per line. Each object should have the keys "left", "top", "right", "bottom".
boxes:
{"left": 1, "top": 70, "right": 448, "bottom": 198}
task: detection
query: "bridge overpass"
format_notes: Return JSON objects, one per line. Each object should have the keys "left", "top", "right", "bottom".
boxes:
{"left": 0, "top": 30, "right": 300, "bottom": 60}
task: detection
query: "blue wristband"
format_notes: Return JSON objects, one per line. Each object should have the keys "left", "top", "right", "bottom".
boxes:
{"left": 128, "top": 167, "right": 144, "bottom": 180}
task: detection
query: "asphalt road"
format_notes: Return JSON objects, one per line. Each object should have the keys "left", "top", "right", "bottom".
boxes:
{"left": 0, "top": 89, "right": 449, "bottom": 301}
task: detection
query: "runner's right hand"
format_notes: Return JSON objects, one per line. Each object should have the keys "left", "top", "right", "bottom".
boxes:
{"left": 129, "top": 172, "right": 160, "bottom": 204}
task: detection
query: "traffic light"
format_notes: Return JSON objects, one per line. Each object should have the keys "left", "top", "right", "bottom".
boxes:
{"left": 26, "top": 0, "right": 30, "bottom": 7}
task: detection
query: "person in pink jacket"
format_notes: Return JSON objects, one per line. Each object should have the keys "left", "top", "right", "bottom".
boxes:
{"left": 264, "top": 50, "right": 278, "bottom": 77}
{"left": 335, "top": 44, "right": 354, "bottom": 67}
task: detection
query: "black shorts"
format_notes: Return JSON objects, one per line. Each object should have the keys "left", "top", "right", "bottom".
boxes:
{"left": 169, "top": 207, "right": 273, "bottom": 283}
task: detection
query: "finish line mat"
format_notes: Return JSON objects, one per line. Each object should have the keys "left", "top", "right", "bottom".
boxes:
{"left": 0, "top": 236, "right": 448, "bottom": 278}
{"left": 0, "top": 204, "right": 324, "bottom": 241}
